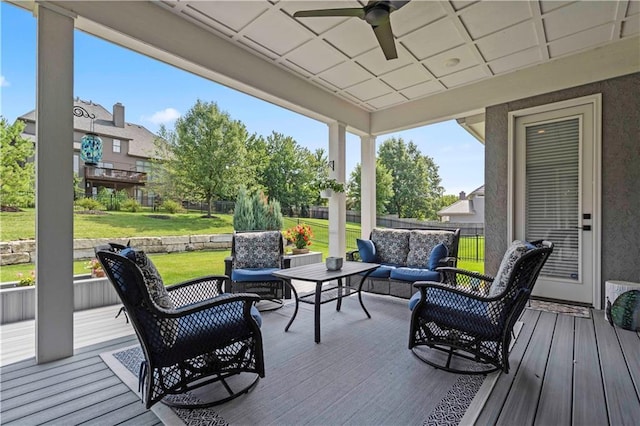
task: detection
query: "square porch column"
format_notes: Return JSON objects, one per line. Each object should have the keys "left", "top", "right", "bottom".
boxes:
{"left": 360, "top": 135, "right": 376, "bottom": 238}
{"left": 35, "top": 3, "right": 75, "bottom": 363}
{"left": 328, "top": 122, "right": 346, "bottom": 258}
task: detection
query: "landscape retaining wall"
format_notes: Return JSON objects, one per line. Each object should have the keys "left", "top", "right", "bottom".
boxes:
{"left": 0, "top": 234, "right": 233, "bottom": 266}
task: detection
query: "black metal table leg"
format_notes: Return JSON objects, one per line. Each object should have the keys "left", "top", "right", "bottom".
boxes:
{"left": 336, "top": 278, "right": 343, "bottom": 311}
{"left": 315, "top": 280, "right": 322, "bottom": 343}
{"left": 357, "top": 270, "right": 375, "bottom": 319}
{"left": 283, "top": 279, "right": 299, "bottom": 332}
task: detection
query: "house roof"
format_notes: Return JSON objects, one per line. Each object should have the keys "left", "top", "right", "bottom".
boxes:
{"left": 19, "top": 99, "right": 158, "bottom": 159}
{"left": 438, "top": 199, "right": 474, "bottom": 216}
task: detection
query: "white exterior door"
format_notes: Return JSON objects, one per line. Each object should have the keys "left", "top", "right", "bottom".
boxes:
{"left": 511, "top": 96, "right": 601, "bottom": 307}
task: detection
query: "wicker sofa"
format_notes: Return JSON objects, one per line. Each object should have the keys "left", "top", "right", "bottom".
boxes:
{"left": 347, "top": 228, "right": 460, "bottom": 299}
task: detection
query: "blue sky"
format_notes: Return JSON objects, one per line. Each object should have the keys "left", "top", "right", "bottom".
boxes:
{"left": 0, "top": 2, "right": 484, "bottom": 195}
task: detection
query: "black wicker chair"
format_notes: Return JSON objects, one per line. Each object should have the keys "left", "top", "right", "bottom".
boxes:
{"left": 224, "top": 230, "right": 291, "bottom": 311}
{"left": 96, "top": 246, "right": 265, "bottom": 409}
{"left": 408, "top": 240, "right": 553, "bottom": 374}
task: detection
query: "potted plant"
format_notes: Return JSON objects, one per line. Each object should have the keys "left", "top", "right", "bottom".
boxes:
{"left": 86, "top": 258, "right": 105, "bottom": 278}
{"left": 283, "top": 224, "right": 314, "bottom": 254}
{"left": 318, "top": 178, "right": 345, "bottom": 198}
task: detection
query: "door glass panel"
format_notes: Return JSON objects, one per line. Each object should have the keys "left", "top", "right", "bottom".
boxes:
{"left": 525, "top": 118, "right": 579, "bottom": 280}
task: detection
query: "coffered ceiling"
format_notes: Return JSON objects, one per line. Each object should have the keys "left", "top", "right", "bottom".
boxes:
{"left": 154, "top": 0, "right": 640, "bottom": 114}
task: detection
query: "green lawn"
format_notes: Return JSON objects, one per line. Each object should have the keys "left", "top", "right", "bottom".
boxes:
{"left": 1, "top": 209, "right": 485, "bottom": 283}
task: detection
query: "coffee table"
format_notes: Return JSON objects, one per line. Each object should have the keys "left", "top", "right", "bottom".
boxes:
{"left": 273, "top": 261, "right": 380, "bottom": 343}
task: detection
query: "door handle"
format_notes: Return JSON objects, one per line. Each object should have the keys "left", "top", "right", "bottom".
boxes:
{"left": 578, "top": 225, "right": 591, "bottom": 231}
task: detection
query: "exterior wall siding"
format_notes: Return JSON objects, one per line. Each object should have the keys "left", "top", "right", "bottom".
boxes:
{"left": 485, "top": 72, "right": 640, "bottom": 305}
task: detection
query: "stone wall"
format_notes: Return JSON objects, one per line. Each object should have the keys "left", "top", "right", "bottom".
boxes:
{"left": 0, "top": 234, "right": 233, "bottom": 266}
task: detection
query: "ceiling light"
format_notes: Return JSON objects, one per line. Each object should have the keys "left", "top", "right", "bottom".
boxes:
{"left": 445, "top": 58, "right": 460, "bottom": 67}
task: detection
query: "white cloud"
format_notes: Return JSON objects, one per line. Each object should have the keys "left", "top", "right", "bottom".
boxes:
{"left": 145, "top": 108, "right": 180, "bottom": 125}
{"left": 0, "top": 75, "right": 10, "bottom": 87}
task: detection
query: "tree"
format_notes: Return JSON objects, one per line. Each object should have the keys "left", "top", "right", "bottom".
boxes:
{"left": 0, "top": 118, "right": 35, "bottom": 208}
{"left": 233, "top": 186, "right": 254, "bottom": 231}
{"left": 378, "top": 137, "right": 444, "bottom": 219}
{"left": 436, "top": 194, "right": 459, "bottom": 213}
{"left": 347, "top": 161, "right": 394, "bottom": 214}
{"left": 159, "top": 100, "right": 250, "bottom": 217}
{"left": 258, "top": 132, "right": 315, "bottom": 213}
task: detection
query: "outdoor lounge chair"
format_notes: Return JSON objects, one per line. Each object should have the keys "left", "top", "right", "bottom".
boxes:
{"left": 408, "top": 240, "right": 553, "bottom": 374}
{"left": 225, "top": 230, "right": 291, "bottom": 310}
{"left": 96, "top": 245, "right": 265, "bottom": 409}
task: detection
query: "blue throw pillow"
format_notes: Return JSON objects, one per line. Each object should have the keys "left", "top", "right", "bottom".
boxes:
{"left": 357, "top": 238, "right": 377, "bottom": 263}
{"left": 428, "top": 243, "right": 449, "bottom": 270}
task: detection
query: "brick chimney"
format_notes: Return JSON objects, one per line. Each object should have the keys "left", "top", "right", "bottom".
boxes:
{"left": 113, "top": 102, "right": 125, "bottom": 128}
{"left": 459, "top": 191, "right": 466, "bottom": 200}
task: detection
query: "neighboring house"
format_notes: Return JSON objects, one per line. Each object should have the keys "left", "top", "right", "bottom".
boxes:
{"left": 18, "top": 98, "right": 157, "bottom": 204}
{"left": 437, "top": 185, "right": 484, "bottom": 224}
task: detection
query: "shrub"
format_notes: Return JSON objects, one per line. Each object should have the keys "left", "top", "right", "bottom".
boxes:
{"left": 162, "top": 199, "right": 182, "bottom": 214}
{"left": 252, "top": 191, "right": 268, "bottom": 231}
{"left": 233, "top": 187, "right": 254, "bottom": 231}
{"left": 122, "top": 198, "right": 141, "bottom": 212}
{"left": 265, "top": 199, "right": 283, "bottom": 230}
{"left": 16, "top": 270, "right": 35, "bottom": 286}
{"left": 76, "top": 197, "right": 105, "bottom": 211}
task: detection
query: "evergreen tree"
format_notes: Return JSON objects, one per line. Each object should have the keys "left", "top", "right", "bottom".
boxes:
{"left": 233, "top": 187, "right": 254, "bottom": 231}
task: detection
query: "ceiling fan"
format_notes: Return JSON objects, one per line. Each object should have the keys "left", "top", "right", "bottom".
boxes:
{"left": 293, "top": 1, "right": 410, "bottom": 60}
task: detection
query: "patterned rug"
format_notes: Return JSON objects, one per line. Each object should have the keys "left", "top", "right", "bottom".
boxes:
{"left": 101, "top": 298, "right": 519, "bottom": 425}
{"left": 527, "top": 299, "right": 591, "bottom": 318}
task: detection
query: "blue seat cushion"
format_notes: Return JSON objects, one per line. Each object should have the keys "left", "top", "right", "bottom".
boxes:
{"left": 390, "top": 267, "right": 440, "bottom": 282}
{"left": 409, "top": 289, "right": 498, "bottom": 339}
{"left": 360, "top": 264, "right": 397, "bottom": 278}
{"left": 232, "top": 268, "right": 280, "bottom": 282}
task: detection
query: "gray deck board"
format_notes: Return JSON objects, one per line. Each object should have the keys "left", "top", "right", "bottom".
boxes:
{"left": 593, "top": 310, "right": 640, "bottom": 425}
{"left": 475, "top": 308, "right": 540, "bottom": 425}
{"left": 1, "top": 296, "right": 635, "bottom": 426}
{"left": 496, "top": 311, "right": 556, "bottom": 425}
{"left": 572, "top": 315, "right": 608, "bottom": 426}
{"left": 534, "top": 314, "right": 574, "bottom": 426}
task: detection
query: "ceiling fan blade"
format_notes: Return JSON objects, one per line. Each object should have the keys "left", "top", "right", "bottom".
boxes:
{"left": 294, "top": 8, "right": 365, "bottom": 19}
{"left": 373, "top": 19, "right": 398, "bottom": 60}
{"left": 388, "top": 1, "right": 411, "bottom": 11}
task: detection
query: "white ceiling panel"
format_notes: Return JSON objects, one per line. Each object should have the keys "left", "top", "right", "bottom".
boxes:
{"left": 422, "top": 44, "right": 480, "bottom": 77}
{"left": 355, "top": 46, "right": 413, "bottom": 76}
{"left": 544, "top": 1, "right": 618, "bottom": 42}
{"left": 346, "top": 79, "right": 393, "bottom": 102}
{"left": 243, "top": 9, "right": 312, "bottom": 55}
{"left": 318, "top": 61, "right": 372, "bottom": 89}
{"left": 280, "top": 1, "right": 358, "bottom": 34}
{"left": 185, "top": 1, "right": 269, "bottom": 33}
{"left": 476, "top": 20, "right": 538, "bottom": 61}
{"left": 459, "top": 1, "right": 533, "bottom": 39}
{"left": 391, "top": 0, "right": 447, "bottom": 37}
{"left": 323, "top": 18, "right": 380, "bottom": 58}
{"left": 367, "top": 92, "right": 407, "bottom": 109}
{"left": 488, "top": 46, "right": 542, "bottom": 74}
{"left": 146, "top": 0, "right": 637, "bottom": 115}
{"left": 439, "top": 65, "right": 489, "bottom": 88}
{"left": 548, "top": 24, "right": 615, "bottom": 58}
{"left": 622, "top": 14, "right": 640, "bottom": 37}
{"left": 286, "top": 39, "right": 345, "bottom": 74}
{"left": 381, "top": 64, "right": 432, "bottom": 90}
{"left": 401, "top": 18, "right": 465, "bottom": 60}
{"left": 400, "top": 80, "right": 446, "bottom": 99}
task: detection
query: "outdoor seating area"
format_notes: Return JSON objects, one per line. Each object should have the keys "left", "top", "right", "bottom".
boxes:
{"left": 347, "top": 227, "right": 460, "bottom": 298}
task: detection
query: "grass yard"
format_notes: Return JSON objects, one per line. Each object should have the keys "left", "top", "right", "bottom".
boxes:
{"left": 1, "top": 209, "right": 485, "bottom": 283}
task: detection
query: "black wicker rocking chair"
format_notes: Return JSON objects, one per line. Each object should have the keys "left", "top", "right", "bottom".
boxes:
{"left": 408, "top": 240, "right": 553, "bottom": 374}
{"left": 96, "top": 246, "right": 265, "bottom": 409}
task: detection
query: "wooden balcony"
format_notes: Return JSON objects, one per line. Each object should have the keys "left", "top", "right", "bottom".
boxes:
{"left": 84, "top": 166, "right": 146, "bottom": 185}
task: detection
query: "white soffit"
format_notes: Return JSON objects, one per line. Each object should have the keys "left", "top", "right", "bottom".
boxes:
{"left": 33, "top": 0, "right": 640, "bottom": 135}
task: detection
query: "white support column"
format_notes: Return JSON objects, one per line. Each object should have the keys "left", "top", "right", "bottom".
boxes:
{"left": 360, "top": 135, "right": 376, "bottom": 238}
{"left": 328, "top": 122, "right": 346, "bottom": 258}
{"left": 35, "top": 3, "right": 75, "bottom": 363}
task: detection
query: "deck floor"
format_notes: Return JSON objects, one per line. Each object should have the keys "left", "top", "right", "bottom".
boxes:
{"left": 1, "top": 296, "right": 639, "bottom": 425}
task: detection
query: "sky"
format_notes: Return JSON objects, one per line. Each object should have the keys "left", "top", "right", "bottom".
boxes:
{"left": 0, "top": 2, "right": 484, "bottom": 196}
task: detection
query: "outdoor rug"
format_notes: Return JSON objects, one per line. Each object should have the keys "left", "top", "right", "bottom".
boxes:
{"left": 101, "top": 295, "right": 521, "bottom": 425}
{"left": 527, "top": 299, "right": 591, "bottom": 318}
